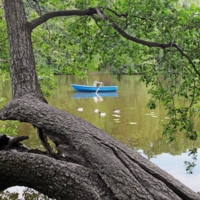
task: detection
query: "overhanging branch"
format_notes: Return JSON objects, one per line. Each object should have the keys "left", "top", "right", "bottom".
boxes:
{"left": 29, "top": 6, "right": 198, "bottom": 74}
{"left": 95, "top": 8, "right": 199, "bottom": 76}
{"left": 29, "top": 8, "right": 97, "bottom": 30}
{"left": 96, "top": 8, "right": 172, "bottom": 48}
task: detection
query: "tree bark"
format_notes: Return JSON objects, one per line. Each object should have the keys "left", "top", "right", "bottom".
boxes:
{"left": 0, "top": 150, "right": 114, "bottom": 200}
{"left": 1, "top": 0, "right": 200, "bottom": 199}
{"left": 2, "top": 0, "right": 46, "bottom": 102}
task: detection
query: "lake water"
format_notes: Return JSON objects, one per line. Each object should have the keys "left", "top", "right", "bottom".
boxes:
{"left": 0, "top": 74, "right": 200, "bottom": 198}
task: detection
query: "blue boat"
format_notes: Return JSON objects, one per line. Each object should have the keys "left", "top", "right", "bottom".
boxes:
{"left": 72, "top": 92, "right": 118, "bottom": 99}
{"left": 71, "top": 84, "right": 118, "bottom": 92}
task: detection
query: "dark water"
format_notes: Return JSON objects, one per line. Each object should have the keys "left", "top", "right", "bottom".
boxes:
{"left": 0, "top": 74, "right": 200, "bottom": 199}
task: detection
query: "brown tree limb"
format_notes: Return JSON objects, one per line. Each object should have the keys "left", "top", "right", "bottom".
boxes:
{"left": 0, "top": 150, "right": 114, "bottom": 200}
{"left": 29, "top": 8, "right": 97, "bottom": 30}
{"left": 28, "top": 7, "right": 174, "bottom": 48}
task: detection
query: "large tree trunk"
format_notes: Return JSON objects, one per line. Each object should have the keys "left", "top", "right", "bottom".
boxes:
{"left": 0, "top": 0, "right": 200, "bottom": 199}
{"left": 2, "top": 0, "right": 46, "bottom": 102}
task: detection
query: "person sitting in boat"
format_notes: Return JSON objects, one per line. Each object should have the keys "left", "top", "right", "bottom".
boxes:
{"left": 93, "top": 80, "right": 97, "bottom": 87}
{"left": 93, "top": 80, "right": 103, "bottom": 87}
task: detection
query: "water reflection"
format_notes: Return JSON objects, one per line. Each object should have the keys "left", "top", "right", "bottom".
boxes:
{"left": 93, "top": 93, "right": 104, "bottom": 103}
{"left": 72, "top": 92, "right": 118, "bottom": 103}
{"left": 144, "top": 149, "right": 200, "bottom": 193}
{"left": 72, "top": 92, "right": 118, "bottom": 99}
{"left": 0, "top": 74, "right": 200, "bottom": 197}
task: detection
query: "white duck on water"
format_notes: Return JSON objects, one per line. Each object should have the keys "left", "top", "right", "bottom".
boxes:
{"left": 93, "top": 109, "right": 99, "bottom": 113}
{"left": 113, "top": 109, "right": 120, "bottom": 113}
{"left": 76, "top": 107, "right": 84, "bottom": 112}
{"left": 99, "top": 112, "right": 106, "bottom": 117}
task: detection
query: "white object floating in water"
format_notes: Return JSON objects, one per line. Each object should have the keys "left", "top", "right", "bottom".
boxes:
{"left": 93, "top": 109, "right": 99, "bottom": 113}
{"left": 131, "top": 108, "right": 134, "bottom": 109}
{"left": 112, "top": 114, "right": 120, "bottom": 118}
{"left": 76, "top": 107, "right": 83, "bottom": 112}
{"left": 130, "top": 122, "right": 137, "bottom": 125}
{"left": 165, "top": 117, "right": 170, "bottom": 119}
{"left": 152, "top": 116, "right": 157, "bottom": 118}
{"left": 113, "top": 118, "right": 120, "bottom": 121}
{"left": 145, "top": 113, "right": 154, "bottom": 116}
{"left": 113, "top": 109, "right": 120, "bottom": 113}
{"left": 99, "top": 112, "right": 106, "bottom": 117}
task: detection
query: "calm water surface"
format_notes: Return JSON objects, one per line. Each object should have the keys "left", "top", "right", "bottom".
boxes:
{"left": 0, "top": 74, "right": 200, "bottom": 198}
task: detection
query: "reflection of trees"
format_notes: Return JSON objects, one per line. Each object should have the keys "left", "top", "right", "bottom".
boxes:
{"left": 128, "top": 134, "right": 200, "bottom": 160}
{"left": 0, "top": 188, "right": 54, "bottom": 200}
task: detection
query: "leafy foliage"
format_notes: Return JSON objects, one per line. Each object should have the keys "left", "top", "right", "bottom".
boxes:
{"left": 136, "top": 2, "right": 200, "bottom": 142}
{"left": 36, "top": 65, "right": 57, "bottom": 98}
{"left": 184, "top": 147, "right": 198, "bottom": 174}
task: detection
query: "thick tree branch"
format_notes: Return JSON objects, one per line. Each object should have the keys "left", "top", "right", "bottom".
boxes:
{"left": 0, "top": 150, "right": 113, "bottom": 200}
{"left": 29, "top": 7, "right": 161, "bottom": 48}
{"left": 29, "top": 8, "right": 97, "bottom": 30}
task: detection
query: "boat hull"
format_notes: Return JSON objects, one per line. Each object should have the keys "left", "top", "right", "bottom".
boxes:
{"left": 71, "top": 84, "right": 118, "bottom": 92}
